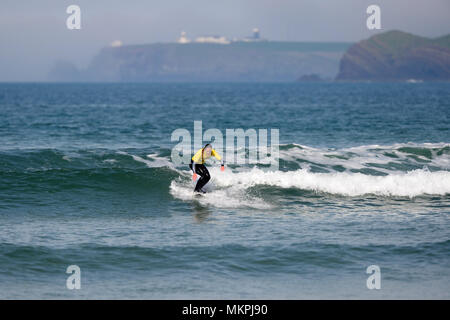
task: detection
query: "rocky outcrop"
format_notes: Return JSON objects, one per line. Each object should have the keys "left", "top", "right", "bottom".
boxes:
{"left": 336, "top": 31, "right": 450, "bottom": 81}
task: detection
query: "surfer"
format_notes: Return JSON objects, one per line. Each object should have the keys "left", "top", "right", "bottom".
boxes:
{"left": 189, "top": 143, "right": 224, "bottom": 193}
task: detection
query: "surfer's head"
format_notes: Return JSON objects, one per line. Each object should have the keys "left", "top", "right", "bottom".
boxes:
{"left": 203, "top": 143, "right": 212, "bottom": 156}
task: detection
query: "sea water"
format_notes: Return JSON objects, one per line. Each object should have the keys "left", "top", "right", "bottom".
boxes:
{"left": 0, "top": 82, "right": 449, "bottom": 299}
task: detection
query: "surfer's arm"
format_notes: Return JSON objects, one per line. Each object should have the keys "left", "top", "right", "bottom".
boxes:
{"left": 211, "top": 149, "right": 222, "bottom": 162}
{"left": 191, "top": 161, "right": 198, "bottom": 181}
{"left": 212, "top": 149, "right": 225, "bottom": 169}
{"left": 190, "top": 152, "right": 200, "bottom": 181}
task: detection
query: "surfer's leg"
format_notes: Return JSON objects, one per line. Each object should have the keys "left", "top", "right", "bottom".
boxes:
{"left": 194, "top": 165, "right": 210, "bottom": 192}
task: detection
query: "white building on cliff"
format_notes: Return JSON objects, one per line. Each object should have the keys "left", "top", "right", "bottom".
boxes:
{"left": 177, "top": 31, "right": 191, "bottom": 44}
{"left": 177, "top": 28, "right": 265, "bottom": 44}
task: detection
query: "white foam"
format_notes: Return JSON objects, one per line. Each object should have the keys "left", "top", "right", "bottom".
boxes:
{"left": 117, "top": 151, "right": 178, "bottom": 170}
{"left": 211, "top": 167, "right": 450, "bottom": 197}
{"left": 280, "top": 142, "right": 450, "bottom": 174}
{"left": 169, "top": 178, "right": 272, "bottom": 209}
{"left": 128, "top": 143, "right": 450, "bottom": 205}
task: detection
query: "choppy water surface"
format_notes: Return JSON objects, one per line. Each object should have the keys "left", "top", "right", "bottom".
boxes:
{"left": 0, "top": 83, "right": 449, "bottom": 299}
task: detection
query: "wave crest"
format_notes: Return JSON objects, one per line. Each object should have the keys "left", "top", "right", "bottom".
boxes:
{"left": 212, "top": 167, "right": 450, "bottom": 197}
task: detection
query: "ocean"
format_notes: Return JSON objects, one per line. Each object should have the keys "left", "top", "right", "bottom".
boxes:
{"left": 0, "top": 82, "right": 449, "bottom": 299}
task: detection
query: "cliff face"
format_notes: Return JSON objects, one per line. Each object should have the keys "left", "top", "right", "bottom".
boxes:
{"left": 336, "top": 31, "right": 450, "bottom": 81}
{"left": 84, "top": 42, "right": 350, "bottom": 82}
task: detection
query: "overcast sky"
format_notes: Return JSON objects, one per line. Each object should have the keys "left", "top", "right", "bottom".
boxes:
{"left": 1, "top": 0, "right": 449, "bottom": 81}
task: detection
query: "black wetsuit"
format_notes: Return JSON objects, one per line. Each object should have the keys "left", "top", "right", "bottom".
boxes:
{"left": 189, "top": 160, "right": 210, "bottom": 192}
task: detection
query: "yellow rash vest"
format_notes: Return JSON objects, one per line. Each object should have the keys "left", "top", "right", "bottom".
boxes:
{"left": 192, "top": 148, "right": 222, "bottom": 164}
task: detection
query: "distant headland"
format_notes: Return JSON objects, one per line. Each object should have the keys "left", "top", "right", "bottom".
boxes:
{"left": 336, "top": 30, "right": 450, "bottom": 81}
{"left": 48, "top": 29, "right": 449, "bottom": 82}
